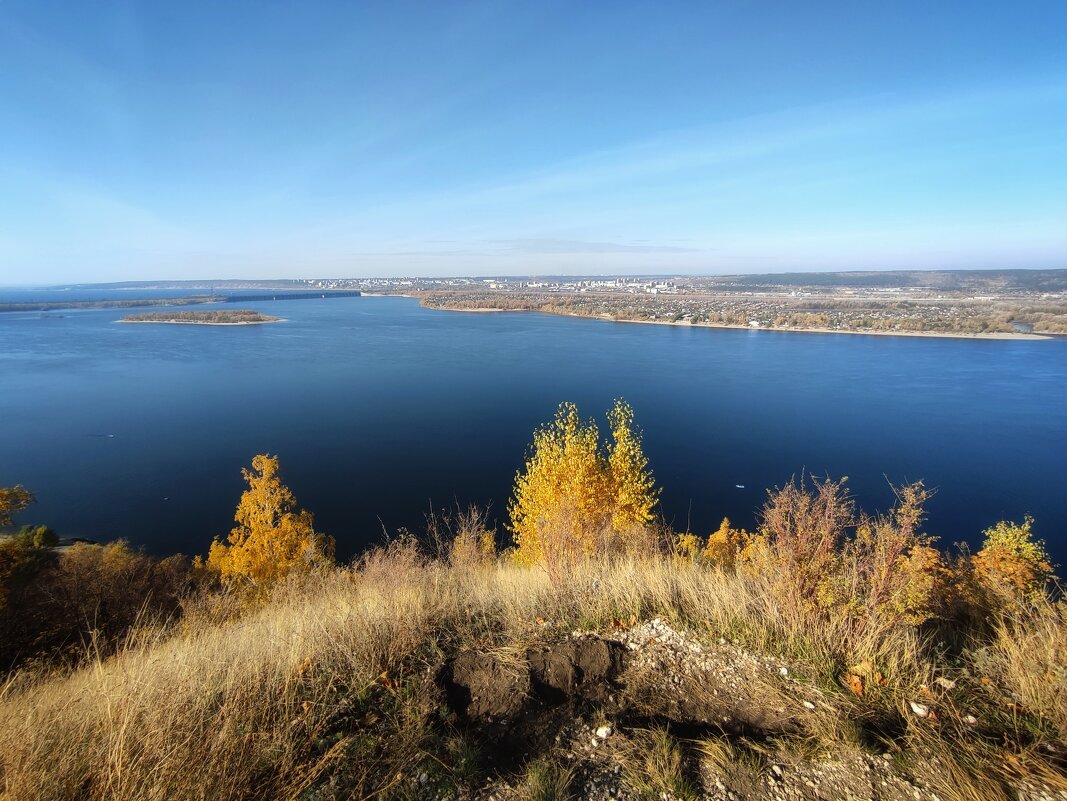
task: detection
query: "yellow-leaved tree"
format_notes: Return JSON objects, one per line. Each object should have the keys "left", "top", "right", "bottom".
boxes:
{"left": 970, "top": 516, "right": 1052, "bottom": 608}
{"left": 206, "top": 454, "right": 334, "bottom": 595}
{"left": 509, "top": 400, "right": 659, "bottom": 569}
{"left": 703, "top": 517, "right": 751, "bottom": 569}
{"left": 0, "top": 485, "right": 33, "bottom": 527}
{"left": 607, "top": 398, "right": 660, "bottom": 537}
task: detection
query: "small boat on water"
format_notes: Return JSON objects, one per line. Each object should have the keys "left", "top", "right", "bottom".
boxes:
{"left": 735, "top": 484, "right": 745, "bottom": 489}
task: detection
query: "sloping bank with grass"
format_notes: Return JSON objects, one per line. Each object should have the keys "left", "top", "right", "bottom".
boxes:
{"left": 1, "top": 401, "right": 1064, "bottom": 801}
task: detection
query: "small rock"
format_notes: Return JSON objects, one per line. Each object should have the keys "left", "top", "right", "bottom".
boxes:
{"left": 909, "top": 701, "right": 930, "bottom": 718}
{"left": 779, "top": 666, "right": 789, "bottom": 677}
{"left": 595, "top": 724, "right": 614, "bottom": 739}
{"left": 803, "top": 701, "right": 816, "bottom": 711}
{"left": 963, "top": 714, "right": 978, "bottom": 725}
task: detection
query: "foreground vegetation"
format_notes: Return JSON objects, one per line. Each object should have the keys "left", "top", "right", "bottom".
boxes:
{"left": 0, "top": 401, "right": 1063, "bottom": 800}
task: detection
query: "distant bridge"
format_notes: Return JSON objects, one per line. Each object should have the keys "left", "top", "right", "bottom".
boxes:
{"left": 221, "top": 290, "right": 362, "bottom": 302}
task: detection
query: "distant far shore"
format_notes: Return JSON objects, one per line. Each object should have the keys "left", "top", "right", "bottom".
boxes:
{"left": 422, "top": 301, "right": 1054, "bottom": 340}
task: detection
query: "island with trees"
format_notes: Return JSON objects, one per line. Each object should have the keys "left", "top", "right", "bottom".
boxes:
{"left": 119, "top": 309, "right": 283, "bottom": 325}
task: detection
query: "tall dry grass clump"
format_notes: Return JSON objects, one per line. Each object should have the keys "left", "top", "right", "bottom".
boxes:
{"left": 0, "top": 543, "right": 815, "bottom": 800}
{"left": 1, "top": 530, "right": 1065, "bottom": 800}
{"left": 0, "top": 550, "right": 443, "bottom": 801}
{"left": 981, "top": 597, "right": 1067, "bottom": 735}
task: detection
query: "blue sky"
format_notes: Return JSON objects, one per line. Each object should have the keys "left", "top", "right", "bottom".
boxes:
{"left": 1, "top": 1, "right": 1065, "bottom": 283}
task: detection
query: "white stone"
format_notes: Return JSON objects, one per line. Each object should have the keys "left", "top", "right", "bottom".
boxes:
{"left": 595, "top": 725, "right": 613, "bottom": 739}
{"left": 909, "top": 701, "right": 930, "bottom": 718}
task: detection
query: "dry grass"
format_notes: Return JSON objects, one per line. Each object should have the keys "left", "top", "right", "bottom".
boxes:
{"left": 621, "top": 727, "right": 699, "bottom": 801}
{"left": 986, "top": 598, "right": 1067, "bottom": 734}
{"left": 517, "top": 756, "right": 575, "bottom": 801}
{"left": 1, "top": 542, "right": 1064, "bottom": 800}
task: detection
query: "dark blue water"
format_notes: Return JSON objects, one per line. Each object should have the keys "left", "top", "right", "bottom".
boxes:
{"left": 1, "top": 294, "right": 1065, "bottom": 563}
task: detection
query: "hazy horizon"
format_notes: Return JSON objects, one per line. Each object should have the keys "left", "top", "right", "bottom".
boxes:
{"left": 1, "top": 265, "right": 1065, "bottom": 292}
{"left": 2, "top": 2, "right": 1066, "bottom": 284}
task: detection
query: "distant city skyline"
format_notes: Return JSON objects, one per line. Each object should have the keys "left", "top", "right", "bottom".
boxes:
{"left": 2, "top": 1, "right": 1066, "bottom": 284}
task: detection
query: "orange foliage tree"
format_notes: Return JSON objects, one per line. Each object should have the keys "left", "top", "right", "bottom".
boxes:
{"left": 970, "top": 516, "right": 1052, "bottom": 608}
{"left": 206, "top": 455, "right": 334, "bottom": 594}
{"left": 702, "top": 517, "right": 752, "bottom": 569}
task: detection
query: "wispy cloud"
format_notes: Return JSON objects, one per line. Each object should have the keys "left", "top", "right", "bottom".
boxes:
{"left": 285, "top": 76, "right": 1067, "bottom": 249}
{"left": 492, "top": 239, "right": 700, "bottom": 254}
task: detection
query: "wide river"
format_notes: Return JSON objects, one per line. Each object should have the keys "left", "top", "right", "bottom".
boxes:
{"left": 1, "top": 294, "right": 1065, "bottom": 562}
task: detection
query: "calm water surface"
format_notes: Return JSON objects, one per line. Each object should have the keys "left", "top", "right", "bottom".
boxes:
{"left": 1, "top": 295, "right": 1065, "bottom": 561}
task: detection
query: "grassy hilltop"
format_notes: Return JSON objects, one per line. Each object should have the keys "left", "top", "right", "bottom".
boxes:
{"left": 0, "top": 402, "right": 1064, "bottom": 801}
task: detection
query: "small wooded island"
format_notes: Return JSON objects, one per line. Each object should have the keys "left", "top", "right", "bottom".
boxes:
{"left": 119, "top": 309, "right": 282, "bottom": 325}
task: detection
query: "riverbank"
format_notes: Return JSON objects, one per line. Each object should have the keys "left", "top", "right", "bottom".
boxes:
{"left": 421, "top": 299, "right": 1054, "bottom": 340}
{"left": 607, "top": 315, "right": 1053, "bottom": 340}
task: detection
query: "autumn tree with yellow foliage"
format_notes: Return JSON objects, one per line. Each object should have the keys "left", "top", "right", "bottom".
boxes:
{"left": 702, "top": 517, "right": 752, "bottom": 569}
{"left": 0, "top": 485, "right": 33, "bottom": 527}
{"left": 606, "top": 399, "right": 660, "bottom": 541}
{"left": 509, "top": 400, "right": 660, "bottom": 569}
{"left": 206, "top": 455, "right": 334, "bottom": 595}
{"left": 969, "top": 516, "right": 1052, "bottom": 609}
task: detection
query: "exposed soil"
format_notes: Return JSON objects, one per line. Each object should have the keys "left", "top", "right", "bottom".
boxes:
{"left": 426, "top": 620, "right": 1066, "bottom": 801}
